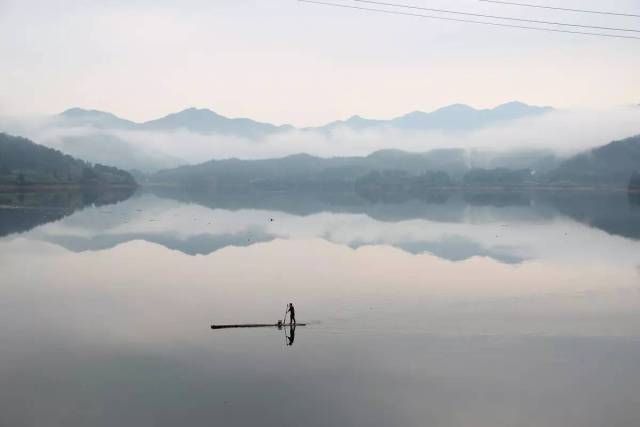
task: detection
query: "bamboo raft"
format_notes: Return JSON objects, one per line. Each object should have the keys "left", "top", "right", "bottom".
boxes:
{"left": 211, "top": 322, "right": 305, "bottom": 330}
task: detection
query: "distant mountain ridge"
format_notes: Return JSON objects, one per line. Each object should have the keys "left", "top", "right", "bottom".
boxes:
{"left": 312, "top": 102, "right": 553, "bottom": 132}
{"left": 57, "top": 107, "right": 292, "bottom": 138}
{"left": 59, "top": 108, "right": 137, "bottom": 130}
{"left": 55, "top": 101, "right": 553, "bottom": 137}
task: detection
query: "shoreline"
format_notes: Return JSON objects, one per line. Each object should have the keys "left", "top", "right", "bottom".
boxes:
{"left": 0, "top": 184, "right": 138, "bottom": 192}
{"left": 143, "top": 182, "right": 638, "bottom": 194}
{"left": 2, "top": 183, "right": 637, "bottom": 195}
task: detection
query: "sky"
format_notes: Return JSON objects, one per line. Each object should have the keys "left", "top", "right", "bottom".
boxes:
{"left": 0, "top": 0, "right": 639, "bottom": 127}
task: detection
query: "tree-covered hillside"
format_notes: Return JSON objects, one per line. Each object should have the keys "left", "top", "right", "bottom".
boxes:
{"left": 0, "top": 133, "right": 137, "bottom": 187}
{"left": 548, "top": 135, "right": 640, "bottom": 187}
{"left": 630, "top": 172, "right": 640, "bottom": 192}
{"left": 148, "top": 149, "right": 547, "bottom": 191}
{"left": 149, "top": 150, "right": 472, "bottom": 190}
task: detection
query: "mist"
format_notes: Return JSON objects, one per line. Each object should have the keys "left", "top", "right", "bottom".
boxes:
{"left": 2, "top": 107, "right": 639, "bottom": 171}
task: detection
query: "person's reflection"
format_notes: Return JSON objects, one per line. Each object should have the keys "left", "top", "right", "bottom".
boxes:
{"left": 285, "top": 323, "right": 296, "bottom": 346}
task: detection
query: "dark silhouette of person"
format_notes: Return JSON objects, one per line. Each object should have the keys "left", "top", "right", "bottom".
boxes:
{"left": 285, "top": 303, "right": 296, "bottom": 325}
{"left": 286, "top": 323, "right": 296, "bottom": 346}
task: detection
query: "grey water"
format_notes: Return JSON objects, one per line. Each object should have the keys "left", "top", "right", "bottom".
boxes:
{"left": 1, "top": 189, "right": 640, "bottom": 426}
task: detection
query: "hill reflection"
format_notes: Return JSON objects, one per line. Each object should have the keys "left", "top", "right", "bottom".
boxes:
{"left": 2, "top": 188, "right": 639, "bottom": 264}
{"left": 0, "top": 188, "right": 136, "bottom": 238}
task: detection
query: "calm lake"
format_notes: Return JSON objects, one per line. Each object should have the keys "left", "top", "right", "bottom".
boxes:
{"left": 1, "top": 189, "right": 640, "bottom": 426}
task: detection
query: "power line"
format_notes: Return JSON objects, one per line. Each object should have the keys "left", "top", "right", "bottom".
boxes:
{"left": 353, "top": 0, "right": 640, "bottom": 33}
{"left": 298, "top": 0, "right": 640, "bottom": 39}
{"left": 478, "top": 0, "right": 640, "bottom": 18}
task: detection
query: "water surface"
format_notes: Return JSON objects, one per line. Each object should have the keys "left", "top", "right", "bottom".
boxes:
{"left": 1, "top": 189, "right": 640, "bottom": 426}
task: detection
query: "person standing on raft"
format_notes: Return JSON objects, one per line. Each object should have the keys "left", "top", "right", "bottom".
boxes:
{"left": 285, "top": 303, "right": 296, "bottom": 325}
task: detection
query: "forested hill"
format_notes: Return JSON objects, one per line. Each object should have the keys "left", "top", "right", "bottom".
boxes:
{"left": 548, "top": 135, "right": 640, "bottom": 187}
{"left": 148, "top": 134, "right": 640, "bottom": 191}
{"left": 149, "top": 150, "right": 472, "bottom": 190}
{"left": 0, "top": 133, "right": 137, "bottom": 187}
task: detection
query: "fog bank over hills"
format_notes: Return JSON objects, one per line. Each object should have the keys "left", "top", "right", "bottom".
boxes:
{"left": 1, "top": 103, "right": 639, "bottom": 172}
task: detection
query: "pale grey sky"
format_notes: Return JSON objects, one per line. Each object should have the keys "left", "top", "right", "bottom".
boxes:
{"left": 1, "top": 0, "right": 639, "bottom": 126}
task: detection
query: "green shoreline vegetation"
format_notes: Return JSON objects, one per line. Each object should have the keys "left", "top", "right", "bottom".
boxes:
{"left": 0, "top": 133, "right": 137, "bottom": 190}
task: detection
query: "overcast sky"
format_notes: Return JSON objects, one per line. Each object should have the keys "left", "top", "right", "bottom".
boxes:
{"left": 1, "top": 0, "right": 639, "bottom": 126}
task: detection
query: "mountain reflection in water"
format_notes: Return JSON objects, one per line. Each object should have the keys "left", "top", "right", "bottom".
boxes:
{"left": 3, "top": 188, "right": 639, "bottom": 263}
{"left": 0, "top": 188, "right": 136, "bottom": 238}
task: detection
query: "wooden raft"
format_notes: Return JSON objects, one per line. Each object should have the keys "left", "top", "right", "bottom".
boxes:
{"left": 211, "top": 322, "right": 306, "bottom": 330}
